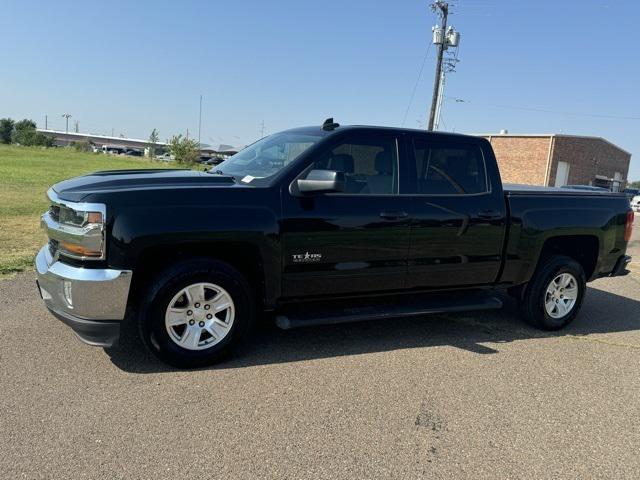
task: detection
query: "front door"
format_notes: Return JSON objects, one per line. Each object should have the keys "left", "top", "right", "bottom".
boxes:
{"left": 405, "top": 134, "right": 507, "bottom": 288}
{"left": 280, "top": 130, "right": 412, "bottom": 298}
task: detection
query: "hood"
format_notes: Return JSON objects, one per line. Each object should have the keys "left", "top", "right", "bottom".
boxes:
{"left": 52, "top": 169, "right": 237, "bottom": 202}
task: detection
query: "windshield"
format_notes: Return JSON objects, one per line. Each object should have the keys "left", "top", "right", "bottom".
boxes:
{"left": 215, "top": 132, "right": 323, "bottom": 183}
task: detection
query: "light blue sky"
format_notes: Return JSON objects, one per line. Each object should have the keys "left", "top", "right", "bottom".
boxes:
{"left": 2, "top": 0, "right": 639, "bottom": 179}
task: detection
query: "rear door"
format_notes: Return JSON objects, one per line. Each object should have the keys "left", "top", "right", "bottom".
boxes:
{"left": 405, "top": 135, "right": 507, "bottom": 288}
{"left": 280, "top": 130, "right": 412, "bottom": 298}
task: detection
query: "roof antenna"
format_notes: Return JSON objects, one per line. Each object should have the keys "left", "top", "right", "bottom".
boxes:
{"left": 321, "top": 118, "right": 340, "bottom": 131}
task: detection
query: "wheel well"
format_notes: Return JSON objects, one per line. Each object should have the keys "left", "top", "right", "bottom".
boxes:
{"left": 129, "top": 242, "right": 266, "bottom": 308}
{"left": 539, "top": 235, "right": 599, "bottom": 279}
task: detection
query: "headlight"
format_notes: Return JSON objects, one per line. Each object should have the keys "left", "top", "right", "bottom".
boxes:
{"left": 56, "top": 205, "right": 103, "bottom": 228}
{"left": 43, "top": 189, "right": 106, "bottom": 260}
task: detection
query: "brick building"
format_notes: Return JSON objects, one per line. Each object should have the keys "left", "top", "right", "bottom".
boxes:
{"left": 480, "top": 133, "right": 631, "bottom": 191}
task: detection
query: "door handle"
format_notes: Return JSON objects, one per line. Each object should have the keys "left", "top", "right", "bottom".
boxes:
{"left": 477, "top": 210, "right": 502, "bottom": 219}
{"left": 380, "top": 210, "right": 409, "bottom": 220}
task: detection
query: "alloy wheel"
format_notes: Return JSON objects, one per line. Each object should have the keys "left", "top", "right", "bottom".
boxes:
{"left": 544, "top": 273, "right": 578, "bottom": 319}
{"left": 164, "top": 282, "right": 235, "bottom": 350}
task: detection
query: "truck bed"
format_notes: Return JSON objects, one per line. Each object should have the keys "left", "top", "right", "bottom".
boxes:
{"left": 500, "top": 184, "right": 631, "bottom": 285}
{"left": 503, "top": 183, "right": 627, "bottom": 197}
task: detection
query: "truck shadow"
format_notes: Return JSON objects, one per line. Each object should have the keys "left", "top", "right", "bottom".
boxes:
{"left": 105, "top": 282, "right": 640, "bottom": 374}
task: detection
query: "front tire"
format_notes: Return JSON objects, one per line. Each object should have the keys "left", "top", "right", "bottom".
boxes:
{"left": 137, "top": 258, "right": 254, "bottom": 368}
{"left": 520, "top": 255, "right": 586, "bottom": 330}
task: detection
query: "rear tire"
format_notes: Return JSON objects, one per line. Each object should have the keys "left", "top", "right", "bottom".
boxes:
{"left": 520, "top": 255, "right": 586, "bottom": 330}
{"left": 137, "top": 258, "right": 254, "bottom": 368}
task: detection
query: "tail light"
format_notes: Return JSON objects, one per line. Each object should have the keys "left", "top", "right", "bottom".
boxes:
{"left": 624, "top": 210, "right": 634, "bottom": 242}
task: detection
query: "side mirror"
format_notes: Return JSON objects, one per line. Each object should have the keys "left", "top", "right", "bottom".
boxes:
{"left": 297, "top": 169, "right": 345, "bottom": 194}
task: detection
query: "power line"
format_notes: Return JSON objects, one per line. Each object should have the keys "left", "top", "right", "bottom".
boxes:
{"left": 401, "top": 42, "right": 432, "bottom": 127}
{"left": 488, "top": 103, "right": 640, "bottom": 121}
{"left": 447, "top": 97, "right": 640, "bottom": 120}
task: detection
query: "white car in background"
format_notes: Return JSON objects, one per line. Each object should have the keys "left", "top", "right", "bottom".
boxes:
{"left": 632, "top": 195, "right": 640, "bottom": 212}
{"left": 155, "top": 153, "right": 175, "bottom": 162}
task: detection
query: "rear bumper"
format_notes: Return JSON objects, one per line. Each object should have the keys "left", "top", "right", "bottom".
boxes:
{"left": 35, "top": 246, "right": 132, "bottom": 347}
{"left": 610, "top": 255, "right": 632, "bottom": 277}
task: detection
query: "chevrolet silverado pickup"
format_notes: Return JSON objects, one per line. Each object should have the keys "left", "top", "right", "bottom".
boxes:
{"left": 36, "top": 120, "right": 634, "bottom": 368}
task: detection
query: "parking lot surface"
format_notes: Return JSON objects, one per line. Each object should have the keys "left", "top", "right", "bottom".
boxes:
{"left": 1, "top": 270, "right": 639, "bottom": 479}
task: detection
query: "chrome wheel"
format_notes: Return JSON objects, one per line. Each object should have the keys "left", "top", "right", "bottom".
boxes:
{"left": 164, "top": 282, "right": 235, "bottom": 351}
{"left": 544, "top": 273, "right": 578, "bottom": 319}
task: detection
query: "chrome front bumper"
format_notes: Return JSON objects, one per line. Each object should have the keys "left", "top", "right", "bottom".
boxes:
{"left": 35, "top": 246, "right": 132, "bottom": 346}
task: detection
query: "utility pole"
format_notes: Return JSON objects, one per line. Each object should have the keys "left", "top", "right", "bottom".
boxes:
{"left": 198, "top": 94, "right": 203, "bottom": 146}
{"left": 45, "top": 115, "right": 48, "bottom": 130}
{"left": 259, "top": 120, "right": 265, "bottom": 138}
{"left": 427, "top": 2, "right": 460, "bottom": 131}
{"left": 62, "top": 113, "right": 72, "bottom": 133}
{"left": 427, "top": 2, "right": 448, "bottom": 131}
{"left": 74, "top": 120, "right": 79, "bottom": 133}
{"left": 433, "top": 69, "right": 447, "bottom": 130}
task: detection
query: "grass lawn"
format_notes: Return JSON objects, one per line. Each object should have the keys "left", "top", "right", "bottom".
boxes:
{"left": 0, "top": 144, "right": 176, "bottom": 275}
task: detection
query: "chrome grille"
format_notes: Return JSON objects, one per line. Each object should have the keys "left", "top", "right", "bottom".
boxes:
{"left": 49, "top": 204, "right": 60, "bottom": 222}
{"left": 48, "top": 239, "right": 59, "bottom": 257}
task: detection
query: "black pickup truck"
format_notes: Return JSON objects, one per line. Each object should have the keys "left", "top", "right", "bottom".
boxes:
{"left": 36, "top": 120, "right": 634, "bottom": 367}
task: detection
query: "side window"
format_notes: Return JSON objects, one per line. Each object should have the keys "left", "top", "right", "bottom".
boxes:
{"left": 313, "top": 135, "right": 398, "bottom": 194}
{"left": 412, "top": 138, "right": 488, "bottom": 195}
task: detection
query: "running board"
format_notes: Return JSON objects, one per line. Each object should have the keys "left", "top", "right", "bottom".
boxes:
{"left": 275, "top": 291, "right": 503, "bottom": 330}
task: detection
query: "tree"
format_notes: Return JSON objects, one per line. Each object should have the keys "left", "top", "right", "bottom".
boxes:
{"left": 629, "top": 180, "right": 640, "bottom": 189}
{"left": 11, "top": 119, "right": 54, "bottom": 147}
{"left": 13, "top": 119, "right": 36, "bottom": 131}
{"left": 0, "top": 118, "right": 14, "bottom": 144}
{"left": 148, "top": 128, "right": 159, "bottom": 158}
{"left": 11, "top": 119, "right": 38, "bottom": 145}
{"left": 169, "top": 134, "right": 200, "bottom": 165}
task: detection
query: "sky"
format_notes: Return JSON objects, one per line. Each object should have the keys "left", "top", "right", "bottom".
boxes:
{"left": 1, "top": 0, "right": 639, "bottom": 179}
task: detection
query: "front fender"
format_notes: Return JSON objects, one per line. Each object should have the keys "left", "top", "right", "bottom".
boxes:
{"left": 107, "top": 204, "right": 281, "bottom": 306}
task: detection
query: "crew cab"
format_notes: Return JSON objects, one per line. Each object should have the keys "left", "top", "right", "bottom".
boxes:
{"left": 36, "top": 120, "right": 634, "bottom": 368}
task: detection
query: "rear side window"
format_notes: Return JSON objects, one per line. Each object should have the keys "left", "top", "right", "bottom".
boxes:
{"left": 412, "top": 138, "right": 488, "bottom": 195}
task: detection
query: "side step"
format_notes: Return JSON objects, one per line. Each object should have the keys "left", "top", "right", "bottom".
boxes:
{"left": 275, "top": 291, "right": 503, "bottom": 330}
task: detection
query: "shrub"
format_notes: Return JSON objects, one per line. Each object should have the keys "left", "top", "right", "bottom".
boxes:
{"left": 169, "top": 134, "right": 200, "bottom": 165}
{"left": 10, "top": 119, "right": 54, "bottom": 147}
{"left": 70, "top": 140, "right": 93, "bottom": 152}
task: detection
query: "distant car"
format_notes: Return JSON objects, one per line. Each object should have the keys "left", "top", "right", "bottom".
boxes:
{"left": 125, "top": 149, "right": 143, "bottom": 157}
{"left": 561, "top": 185, "right": 609, "bottom": 192}
{"left": 631, "top": 195, "right": 640, "bottom": 212}
{"left": 156, "top": 153, "right": 175, "bottom": 162}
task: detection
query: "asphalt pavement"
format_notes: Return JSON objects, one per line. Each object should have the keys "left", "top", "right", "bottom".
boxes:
{"left": 1, "top": 269, "right": 639, "bottom": 479}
